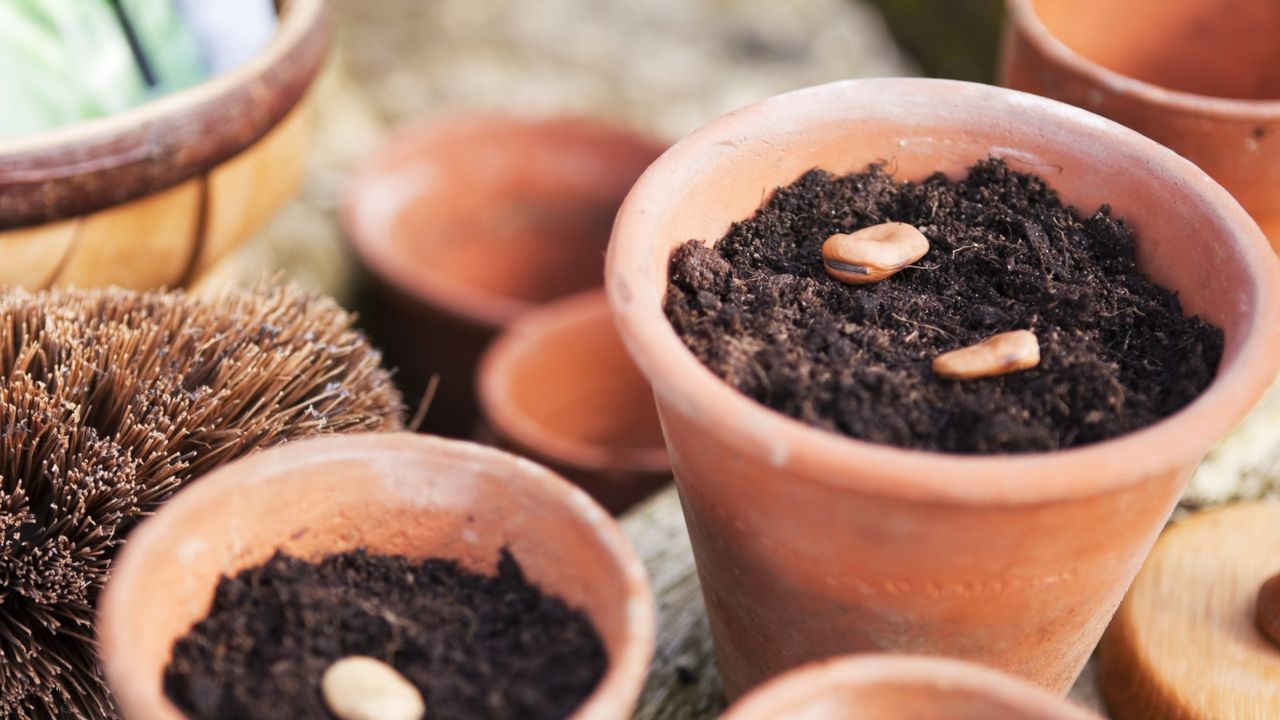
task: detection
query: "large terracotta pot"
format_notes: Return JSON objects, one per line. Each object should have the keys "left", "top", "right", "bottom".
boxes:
{"left": 344, "top": 116, "right": 665, "bottom": 436}
{"left": 96, "top": 433, "right": 655, "bottom": 720}
{"left": 1000, "top": 0, "right": 1280, "bottom": 248}
{"left": 477, "top": 289, "right": 671, "bottom": 514}
{"left": 722, "top": 655, "right": 1102, "bottom": 720}
{"left": 606, "top": 78, "right": 1280, "bottom": 697}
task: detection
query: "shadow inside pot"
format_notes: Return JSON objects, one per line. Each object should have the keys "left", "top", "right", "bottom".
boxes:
{"left": 344, "top": 116, "right": 666, "bottom": 437}
{"left": 478, "top": 290, "right": 671, "bottom": 514}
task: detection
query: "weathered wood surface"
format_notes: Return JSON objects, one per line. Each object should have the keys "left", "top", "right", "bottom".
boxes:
{"left": 622, "top": 488, "right": 726, "bottom": 720}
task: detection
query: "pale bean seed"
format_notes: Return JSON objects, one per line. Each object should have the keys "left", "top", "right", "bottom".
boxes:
{"left": 821, "top": 222, "right": 930, "bottom": 284}
{"left": 932, "top": 330, "right": 1040, "bottom": 380}
{"left": 321, "top": 656, "right": 425, "bottom": 720}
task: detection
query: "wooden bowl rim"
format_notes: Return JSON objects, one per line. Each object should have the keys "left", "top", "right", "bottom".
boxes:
{"left": 0, "top": 0, "right": 328, "bottom": 229}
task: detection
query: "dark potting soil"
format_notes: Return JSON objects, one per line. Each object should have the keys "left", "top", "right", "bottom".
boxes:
{"left": 163, "top": 549, "right": 606, "bottom": 720}
{"left": 664, "top": 158, "right": 1223, "bottom": 453}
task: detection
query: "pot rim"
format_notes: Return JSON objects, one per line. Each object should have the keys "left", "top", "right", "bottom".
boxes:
{"left": 722, "top": 654, "right": 1101, "bottom": 719}
{"left": 1004, "top": 0, "right": 1280, "bottom": 120}
{"left": 606, "top": 78, "right": 1280, "bottom": 505}
{"left": 97, "top": 432, "right": 656, "bottom": 720}
{"left": 477, "top": 288, "right": 672, "bottom": 478}
{"left": 0, "top": 0, "right": 329, "bottom": 229}
{"left": 342, "top": 114, "right": 668, "bottom": 333}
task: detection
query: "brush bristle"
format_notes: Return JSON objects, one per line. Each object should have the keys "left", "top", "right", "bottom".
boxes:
{"left": 0, "top": 285, "right": 405, "bottom": 718}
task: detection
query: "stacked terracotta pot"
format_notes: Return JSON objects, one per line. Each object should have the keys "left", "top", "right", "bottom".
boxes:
{"left": 343, "top": 115, "right": 671, "bottom": 513}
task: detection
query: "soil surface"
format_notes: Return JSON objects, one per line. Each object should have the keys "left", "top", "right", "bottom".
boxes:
{"left": 665, "top": 159, "right": 1223, "bottom": 453}
{"left": 164, "top": 549, "right": 606, "bottom": 720}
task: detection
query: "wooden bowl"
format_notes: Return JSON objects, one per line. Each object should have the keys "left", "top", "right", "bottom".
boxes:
{"left": 1097, "top": 501, "right": 1280, "bottom": 719}
{"left": 0, "top": 0, "right": 328, "bottom": 291}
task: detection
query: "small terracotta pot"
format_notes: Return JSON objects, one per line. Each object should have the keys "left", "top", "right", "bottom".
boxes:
{"left": 344, "top": 116, "right": 665, "bottom": 436}
{"left": 606, "top": 78, "right": 1280, "bottom": 697}
{"left": 477, "top": 289, "right": 671, "bottom": 514}
{"left": 722, "top": 655, "right": 1103, "bottom": 720}
{"left": 97, "top": 433, "right": 655, "bottom": 720}
{"left": 1000, "top": 0, "right": 1280, "bottom": 247}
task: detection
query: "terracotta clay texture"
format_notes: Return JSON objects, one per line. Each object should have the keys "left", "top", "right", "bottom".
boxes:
{"left": 345, "top": 116, "right": 664, "bottom": 436}
{"left": 478, "top": 290, "right": 671, "bottom": 514}
{"left": 0, "top": 0, "right": 327, "bottom": 230}
{"left": 1097, "top": 502, "right": 1280, "bottom": 719}
{"left": 1000, "top": 0, "right": 1280, "bottom": 248}
{"left": 96, "top": 433, "right": 655, "bottom": 720}
{"left": 606, "top": 78, "right": 1280, "bottom": 698}
{"left": 721, "top": 655, "right": 1103, "bottom": 720}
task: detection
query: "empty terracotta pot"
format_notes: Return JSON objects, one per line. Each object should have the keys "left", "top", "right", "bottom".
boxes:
{"left": 97, "top": 432, "right": 655, "bottom": 720}
{"left": 606, "top": 78, "right": 1280, "bottom": 697}
{"left": 1000, "top": 0, "right": 1280, "bottom": 248}
{"left": 722, "top": 655, "right": 1103, "bottom": 720}
{"left": 477, "top": 289, "right": 671, "bottom": 514}
{"left": 344, "top": 116, "right": 666, "bottom": 436}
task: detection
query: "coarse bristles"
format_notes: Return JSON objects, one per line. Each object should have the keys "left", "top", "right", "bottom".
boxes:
{"left": 0, "top": 285, "right": 405, "bottom": 719}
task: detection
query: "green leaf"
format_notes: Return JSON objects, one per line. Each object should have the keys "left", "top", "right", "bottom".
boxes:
{"left": 36, "top": 0, "right": 149, "bottom": 115}
{"left": 0, "top": 1, "right": 100, "bottom": 136}
{"left": 0, "top": 0, "right": 149, "bottom": 137}
{"left": 119, "top": 0, "right": 206, "bottom": 94}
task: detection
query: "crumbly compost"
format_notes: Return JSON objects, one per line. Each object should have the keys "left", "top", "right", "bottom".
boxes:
{"left": 164, "top": 549, "right": 606, "bottom": 720}
{"left": 664, "top": 159, "right": 1223, "bottom": 453}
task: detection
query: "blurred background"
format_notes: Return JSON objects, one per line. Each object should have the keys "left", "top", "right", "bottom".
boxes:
{"left": 216, "top": 0, "right": 1000, "bottom": 301}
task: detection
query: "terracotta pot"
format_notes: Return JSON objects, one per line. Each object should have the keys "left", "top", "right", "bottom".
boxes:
{"left": 477, "top": 289, "right": 671, "bottom": 514}
{"left": 0, "top": 0, "right": 327, "bottom": 290}
{"left": 606, "top": 78, "right": 1280, "bottom": 697}
{"left": 344, "top": 116, "right": 665, "bottom": 436}
{"left": 1000, "top": 0, "right": 1280, "bottom": 248}
{"left": 722, "top": 655, "right": 1103, "bottom": 720}
{"left": 97, "top": 433, "right": 655, "bottom": 720}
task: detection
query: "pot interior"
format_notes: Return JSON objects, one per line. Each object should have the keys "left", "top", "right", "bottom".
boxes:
{"left": 486, "top": 293, "right": 667, "bottom": 468}
{"left": 1029, "top": 0, "right": 1280, "bottom": 100}
{"left": 354, "top": 118, "right": 662, "bottom": 324}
